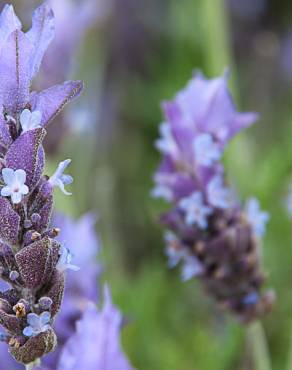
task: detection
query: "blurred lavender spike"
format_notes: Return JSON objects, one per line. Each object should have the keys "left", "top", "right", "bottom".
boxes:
{"left": 47, "top": 214, "right": 101, "bottom": 344}
{"left": 41, "top": 213, "right": 101, "bottom": 369}
{"left": 58, "top": 285, "right": 135, "bottom": 370}
{"left": 39, "top": 0, "right": 112, "bottom": 87}
{"left": 153, "top": 71, "right": 274, "bottom": 324}
{"left": 0, "top": 1, "right": 83, "bottom": 365}
{"left": 44, "top": 217, "right": 134, "bottom": 370}
{"left": 30, "top": 0, "right": 112, "bottom": 152}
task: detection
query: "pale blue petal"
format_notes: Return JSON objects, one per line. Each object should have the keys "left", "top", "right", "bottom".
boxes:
{"left": 23, "top": 326, "right": 34, "bottom": 337}
{"left": 15, "top": 169, "right": 26, "bottom": 183}
{"left": 27, "top": 313, "right": 40, "bottom": 327}
{"left": 2, "top": 168, "right": 15, "bottom": 185}
{"left": 40, "top": 311, "right": 51, "bottom": 325}
{"left": 1, "top": 186, "right": 12, "bottom": 197}
{"left": 11, "top": 192, "right": 22, "bottom": 204}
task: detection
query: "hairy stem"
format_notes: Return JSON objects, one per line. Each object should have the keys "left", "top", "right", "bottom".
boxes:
{"left": 247, "top": 322, "right": 272, "bottom": 370}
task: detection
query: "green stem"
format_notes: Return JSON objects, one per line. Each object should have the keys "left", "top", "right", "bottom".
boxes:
{"left": 247, "top": 322, "right": 272, "bottom": 370}
{"left": 200, "top": 0, "right": 232, "bottom": 75}
{"left": 200, "top": 0, "right": 238, "bottom": 102}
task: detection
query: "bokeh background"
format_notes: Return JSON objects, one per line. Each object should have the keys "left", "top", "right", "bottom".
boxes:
{"left": 6, "top": 0, "right": 292, "bottom": 369}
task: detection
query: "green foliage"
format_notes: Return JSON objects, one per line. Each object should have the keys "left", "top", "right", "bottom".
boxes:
{"left": 110, "top": 263, "right": 244, "bottom": 370}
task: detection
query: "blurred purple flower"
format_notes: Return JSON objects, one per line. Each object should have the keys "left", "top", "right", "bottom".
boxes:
{"left": 152, "top": 72, "right": 258, "bottom": 203}
{"left": 39, "top": 0, "right": 112, "bottom": 87}
{"left": 163, "top": 71, "right": 258, "bottom": 148}
{"left": 153, "top": 71, "right": 274, "bottom": 323}
{"left": 58, "top": 286, "right": 134, "bottom": 370}
{"left": 0, "top": 342, "right": 22, "bottom": 370}
{"left": 0, "top": 289, "right": 134, "bottom": 370}
{"left": 29, "top": 0, "right": 113, "bottom": 151}
{"left": 43, "top": 213, "right": 101, "bottom": 368}
{"left": 54, "top": 213, "right": 101, "bottom": 304}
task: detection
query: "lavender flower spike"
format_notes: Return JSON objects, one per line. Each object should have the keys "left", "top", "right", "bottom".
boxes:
{"left": 0, "top": 2, "right": 83, "bottom": 365}
{"left": 153, "top": 71, "right": 274, "bottom": 324}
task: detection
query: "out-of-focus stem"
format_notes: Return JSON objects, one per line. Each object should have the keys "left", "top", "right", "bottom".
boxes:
{"left": 200, "top": 0, "right": 233, "bottom": 76}
{"left": 248, "top": 322, "right": 273, "bottom": 370}
{"left": 200, "top": 0, "right": 239, "bottom": 106}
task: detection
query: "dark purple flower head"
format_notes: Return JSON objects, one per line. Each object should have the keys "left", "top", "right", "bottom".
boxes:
{"left": 0, "top": 2, "right": 83, "bottom": 365}
{"left": 153, "top": 72, "right": 274, "bottom": 324}
{"left": 39, "top": 0, "right": 112, "bottom": 87}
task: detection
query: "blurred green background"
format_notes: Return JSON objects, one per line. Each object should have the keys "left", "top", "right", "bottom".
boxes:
{"left": 10, "top": 0, "right": 292, "bottom": 369}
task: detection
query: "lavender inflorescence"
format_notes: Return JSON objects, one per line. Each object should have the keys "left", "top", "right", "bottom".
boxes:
{"left": 0, "top": 2, "right": 83, "bottom": 364}
{"left": 153, "top": 71, "right": 274, "bottom": 324}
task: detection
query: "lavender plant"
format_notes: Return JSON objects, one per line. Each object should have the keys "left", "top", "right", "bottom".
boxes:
{"left": 153, "top": 71, "right": 274, "bottom": 324}
{"left": 0, "top": 2, "right": 83, "bottom": 365}
{"left": 1, "top": 214, "right": 134, "bottom": 370}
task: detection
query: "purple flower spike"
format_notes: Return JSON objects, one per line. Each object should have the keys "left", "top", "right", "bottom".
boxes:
{"left": 153, "top": 71, "right": 274, "bottom": 324}
{"left": 0, "top": 2, "right": 83, "bottom": 366}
